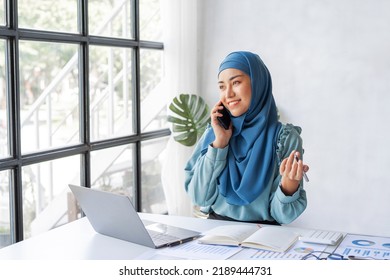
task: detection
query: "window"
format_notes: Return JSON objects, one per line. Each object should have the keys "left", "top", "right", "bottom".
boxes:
{"left": 19, "top": 41, "right": 80, "bottom": 153}
{"left": 89, "top": 45, "right": 134, "bottom": 140}
{"left": 0, "top": 40, "right": 7, "bottom": 158}
{"left": 0, "top": 0, "right": 169, "bottom": 248}
{"left": 0, "top": 170, "right": 11, "bottom": 248}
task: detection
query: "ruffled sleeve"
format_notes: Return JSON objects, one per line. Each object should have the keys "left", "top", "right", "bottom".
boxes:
{"left": 270, "top": 123, "right": 307, "bottom": 224}
{"left": 275, "top": 123, "right": 303, "bottom": 165}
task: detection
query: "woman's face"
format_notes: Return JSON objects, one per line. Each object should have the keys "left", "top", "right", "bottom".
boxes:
{"left": 218, "top": 68, "right": 251, "bottom": 117}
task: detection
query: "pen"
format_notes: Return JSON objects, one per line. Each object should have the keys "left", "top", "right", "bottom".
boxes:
{"left": 167, "top": 240, "right": 184, "bottom": 247}
{"left": 167, "top": 237, "right": 197, "bottom": 247}
{"left": 347, "top": 255, "right": 384, "bottom": 260}
{"left": 295, "top": 154, "right": 309, "bottom": 182}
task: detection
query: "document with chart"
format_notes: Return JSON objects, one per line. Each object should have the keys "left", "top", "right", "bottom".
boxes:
{"left": 333, "top": 233, "right": 390, "bottom": 260}
{"left": 230, "top": 240, "right": 327, "bottom": 260}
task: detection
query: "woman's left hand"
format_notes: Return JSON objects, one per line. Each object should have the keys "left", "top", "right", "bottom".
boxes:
{"left": 279, "top": 150, "right": 309, "bottom": 196}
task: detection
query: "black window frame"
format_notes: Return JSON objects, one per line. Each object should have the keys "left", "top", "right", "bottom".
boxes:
{"left": 0, "top": 0, "right": 170, "bottom": 244}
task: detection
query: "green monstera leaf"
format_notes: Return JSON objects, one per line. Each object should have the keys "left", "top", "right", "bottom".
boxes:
{"left": 167, "top": 94, "right": 210, "bottom": 147}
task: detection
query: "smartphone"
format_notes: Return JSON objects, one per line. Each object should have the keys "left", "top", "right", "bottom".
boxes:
{"left": 217, "top": 104, "right": 231, "bottom": 130}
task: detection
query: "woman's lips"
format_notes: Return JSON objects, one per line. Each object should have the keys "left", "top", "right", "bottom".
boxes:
{"left": 228, "top": 100, "right": 240, "bottom": 107}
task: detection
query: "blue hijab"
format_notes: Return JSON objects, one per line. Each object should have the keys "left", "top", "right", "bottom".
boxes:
{"left": 201, "top": 51, "right": 282, "bottom": 205}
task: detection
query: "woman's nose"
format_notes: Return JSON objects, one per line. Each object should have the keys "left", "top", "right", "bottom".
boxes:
{"left": 225, "top": 86, "right": 235, "bottom": 98}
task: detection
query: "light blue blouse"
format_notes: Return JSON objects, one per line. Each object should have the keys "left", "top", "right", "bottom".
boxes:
{"left": 184, "top": 123, "right": 307, "bottom": 224}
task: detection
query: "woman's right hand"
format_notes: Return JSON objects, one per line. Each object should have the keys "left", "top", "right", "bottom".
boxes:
{"left": 210, "top": 101, "right": 233, "bottom": 148}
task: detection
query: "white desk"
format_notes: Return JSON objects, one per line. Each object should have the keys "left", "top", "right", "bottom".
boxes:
{"left": 2, "top": 214, "right": 388, "bottom": 280}
{"left": 0, "top": 213, "right": 314, "bottom": 260}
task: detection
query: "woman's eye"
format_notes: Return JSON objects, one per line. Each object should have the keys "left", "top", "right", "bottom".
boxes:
{"left": 233, "top": 80, "right": 240, "bottom": 85}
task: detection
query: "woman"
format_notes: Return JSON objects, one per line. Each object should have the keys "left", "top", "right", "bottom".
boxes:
{"left": 184, "top": 51, "right": 309, "bottom": 225}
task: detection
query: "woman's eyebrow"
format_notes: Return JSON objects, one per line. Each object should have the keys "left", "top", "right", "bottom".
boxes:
{"left": 218, "top": 74, "right": 244, "bottom": 84}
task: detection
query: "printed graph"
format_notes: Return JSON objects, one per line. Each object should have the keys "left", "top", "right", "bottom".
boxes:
{"left": 334, "top": 234, "right": 390, "bottom": 260}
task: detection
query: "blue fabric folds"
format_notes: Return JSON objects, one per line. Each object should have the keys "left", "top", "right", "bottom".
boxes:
{"left": 201, "top": 51, "right": 282, "bottom": 205}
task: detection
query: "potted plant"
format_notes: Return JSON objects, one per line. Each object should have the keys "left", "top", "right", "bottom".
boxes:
{"left": 167, "top": 93, "right": 210, "bottom": 147}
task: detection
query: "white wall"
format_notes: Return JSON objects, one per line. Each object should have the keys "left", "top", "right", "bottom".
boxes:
{"left": 196, "top": 0, "right": 390, "bottom": 236}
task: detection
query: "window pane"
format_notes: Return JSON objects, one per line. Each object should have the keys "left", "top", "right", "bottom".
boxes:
{"left": 18, "top": 0, "right": 78, "bottom": 33}
{"left": 19, "top": 41, "right": 80, "bottom": 154}
{"left": 89, "top": 0, "right": 134, "bottom": 39}
{"left": 89, "top": 46, "right": 134, "bottom": 141}
{"left": 0, "top": 0, "right": 4, "bottom": 26}
{"left": 140, "top": 0, "right": 162, "bottom": 41}
{"left": 0, "top": 170, "right": 11, "bottom": 248}
{"left": 141, "top": 137, "right": 168, "bottom": 213}
{"left": 91, "top": 144, "right": 135, "bottom": 202}
{"left": 0, "top": 40, "right": 8, "bottom": 158}
{"left": 140, "top": 49, "right": 168, "bottom": 132}
{"left": 22, "top": 155, "right": 81, "bottom": 239}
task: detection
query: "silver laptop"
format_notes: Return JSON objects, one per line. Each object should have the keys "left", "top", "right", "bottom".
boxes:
{"left": 68, "top": 184, "right": 200, "bottom": 248}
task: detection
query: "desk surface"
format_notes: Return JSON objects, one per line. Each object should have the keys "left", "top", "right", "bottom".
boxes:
{"left": 0, "top": 213, "right": 319, "bottom": 260}
{"left": 0, "top": 213, "right": 247, "bottom": 260}
{"left": 2, "top": 214, "right": 388, "bottom": 280}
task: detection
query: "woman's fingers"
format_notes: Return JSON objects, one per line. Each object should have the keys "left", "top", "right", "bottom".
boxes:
{"left": 280, "top": 150, "right": 306, "bottom": 181}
